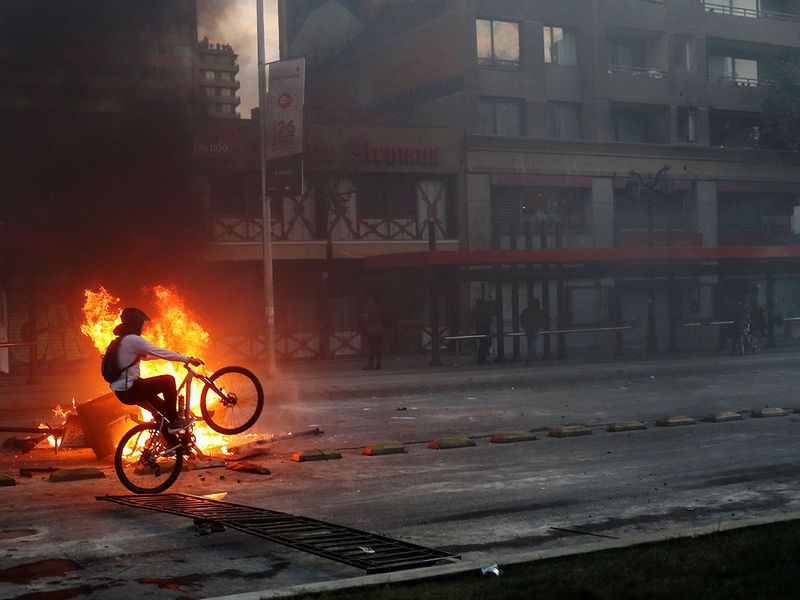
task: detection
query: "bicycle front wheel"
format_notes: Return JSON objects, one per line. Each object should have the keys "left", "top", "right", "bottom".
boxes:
{"left": 200, "top": 366, "right": 264, "bottom": 435}
{"left": 114, "top": 423, "right": 183, "bottom": 494}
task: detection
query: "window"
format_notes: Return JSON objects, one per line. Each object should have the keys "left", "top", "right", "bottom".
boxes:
{"left": 614, "top": 189, "right": 691, "bottom": 230}
{"left": 678, "top": 107, "right": 697, "bottom": 143}
{"left": 543, "top": 26, "right": 577, "bottom": 65}
{"left": 708, "top": 54, "right": 759, "bottom": 86}
{"left": 709, "top": 109, "right": 761, "bottom": 147}
{"left": 220, "top": 72, "right": 233, "bottom": 82}
{"left": 204, "top": 87, "right": 216, "bottom": 97}
{"left": 173, "top": 45, "right": 192, "bottom": 58}
{"left": 220, "top": 104, "right": 234, "bottom": 114}
{"left": 609, "top": 37, "right": 645, "bottom": 69}
{"left": 480, "top": 97, "right": 524, "bottom": 136}
{"left": 203, "top": 70, "right": 216, "bottom": 81}
{"left": 476, "top": 18, "right": 520, "bottom": 67}
{"left": 357, "top": 175, "right": 417, "bottom": 220}
{"left": 521, "top": 188, "right": 589, "bottom": 231}
{"left": 611, "top": 105, "right": 669, "bottom": 143}
{"left": 549, "top": 103, "right": 581, "bottom": 139}
{"left": 672, "top": 36, "right": 693, "bottom": 71}
{"left": 612, "top": 110, "right": 645, "bottom": 142}
{"left": 220, "top": 88, "right": 233, "bottom": 98}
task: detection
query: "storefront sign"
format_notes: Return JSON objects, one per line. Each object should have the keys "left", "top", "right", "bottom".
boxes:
{"left": 266, "top": 57, "right": 305, "bottom": 160}
{"left": 307, "top": 137, "right": 441, "bottom": 165}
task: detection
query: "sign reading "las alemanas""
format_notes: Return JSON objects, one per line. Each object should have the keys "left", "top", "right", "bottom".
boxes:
{"left": 308, "top": 136, "right": 440, "bottom": 164}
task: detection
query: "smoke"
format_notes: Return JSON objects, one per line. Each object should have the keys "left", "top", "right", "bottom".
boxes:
{"left": 197, "top": 0, "right": 280, "bottom": 116}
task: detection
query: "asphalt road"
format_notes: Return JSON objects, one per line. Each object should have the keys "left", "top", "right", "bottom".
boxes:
{"left": 1, "top": 361, "right": 799, "bottom": 599}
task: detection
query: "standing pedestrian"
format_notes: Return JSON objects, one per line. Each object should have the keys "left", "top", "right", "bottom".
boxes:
{"left": 474, "top": 300, "right": 493, "bottom": 364}
{"left": 360, "top": 298, "right": 383, "bottom": 370}
{"left": 520, "top": 299, "right": 547, "bottom": 365}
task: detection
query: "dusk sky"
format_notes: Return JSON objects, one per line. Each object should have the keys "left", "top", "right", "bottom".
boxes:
{"left": 197, "top": 0, "right": 280, "bottom": 117}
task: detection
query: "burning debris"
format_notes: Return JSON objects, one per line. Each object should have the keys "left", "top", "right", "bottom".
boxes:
{"left": 79, "top": 285, "right": 241, "bottom": 456}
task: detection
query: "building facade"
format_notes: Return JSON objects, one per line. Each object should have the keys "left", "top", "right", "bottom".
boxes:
{"left": 268, "top": 0, "right": 800, "bottom": 357}
{"left": 198, "top": 37, "right": 242, "bottom": 118}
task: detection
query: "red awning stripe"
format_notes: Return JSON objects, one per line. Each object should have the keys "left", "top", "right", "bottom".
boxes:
{"left": 363, "top": 245, "right": 800, "bottom": 269}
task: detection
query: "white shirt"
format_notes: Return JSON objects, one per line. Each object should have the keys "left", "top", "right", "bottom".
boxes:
{"left": 109, "top": 334, "right": 190, "bottom": 392}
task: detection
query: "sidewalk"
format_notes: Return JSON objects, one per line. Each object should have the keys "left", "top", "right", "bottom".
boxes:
{"left": 262, "top": 345, "right": 800, "bottom": 401}
{"left": 2, "top": 346, "right": 800, "bottom": 411}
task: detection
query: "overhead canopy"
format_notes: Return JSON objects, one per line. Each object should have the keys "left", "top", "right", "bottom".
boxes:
{"left": 363, "top": 245, "right": 800, "bottom": 269}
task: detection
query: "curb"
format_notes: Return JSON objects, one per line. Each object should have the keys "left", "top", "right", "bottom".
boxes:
{"left": 606, "top": 421, "right": 646, "bottom": 432}
{"left": 655, "top": 416, "right": 696, "bottom": 427}
{"left": 490, "top": 431, "right": 538, "bottom": 444}
{"left": 751, "top": 407, "right": 790, "bottom": 418}
{"left": 200, "top": 511, "right": 800, "bottom": 600}
{"left": 291, "top": 449, "right": 342, "bottom": 462}
{"left": 703, "top": 411, "right": 743, "bottom": 423}
{"left": 548, "top": 425, "right": 592, "bottom": 438}
{"left": 284, "top": 405, "right": 800, "bottom": 461}
{"left": 362, "top": 442, "right": 407, "bottom": 456}
{"left": 428, "top": 436, "right": 476, "bottom": 450}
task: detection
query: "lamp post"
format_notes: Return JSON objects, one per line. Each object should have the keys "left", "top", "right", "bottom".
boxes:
{"left": 529, "top": 199, "right": 562, "bottom": 359}
{"left": 626, "top": 165, "right": 673, "bottom": 353}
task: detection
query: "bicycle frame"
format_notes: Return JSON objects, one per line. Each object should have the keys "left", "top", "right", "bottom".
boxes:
{"left": 176, "top": 363, "right": 232, "bottom": 422}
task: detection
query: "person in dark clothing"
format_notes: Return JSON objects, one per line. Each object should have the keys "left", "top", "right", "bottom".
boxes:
{"left": 730, "top": 299, "right": 750, "bottom": 355}
{"left": 474, "top": 300, "right": 493, "bottom": 364}
{"left": 360, "top": 298, "right": 383, "bottom": 370}
{"left": 520, "top": 299, "right": 548, "bottom": 365}
{"left": 107, "top": 307, "right": 203, "bottom": 450}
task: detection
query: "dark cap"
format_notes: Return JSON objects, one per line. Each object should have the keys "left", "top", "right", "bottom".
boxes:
{"left": 120, "top": 307, "right": 150, "bottom": 324}
{"left": 113, "top": 307, "right": 151, "bottom": 336}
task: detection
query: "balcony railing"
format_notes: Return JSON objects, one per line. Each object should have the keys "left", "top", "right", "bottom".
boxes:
{"left": 703, "top": 1, "right": 800, "bottom": 22}
{"left": 709, "top": 75, "right": 763, "bottom": 87}
{"left": 476, "top": 56, "right": 521, "bottom": 69}
{"left": 608, "top": 64, "right": 667, "bottom": 78}
{"left": 211, "top": 215, "right": 452, "bottom": 243}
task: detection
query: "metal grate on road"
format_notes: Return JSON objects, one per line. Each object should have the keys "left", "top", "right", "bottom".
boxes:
{"left": 97, "top": 493, "right": 459, "bottom": 574}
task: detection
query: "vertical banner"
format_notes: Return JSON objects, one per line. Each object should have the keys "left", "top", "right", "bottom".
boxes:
{"left": 266, "top": 57, "right": 305, "bottom": 160}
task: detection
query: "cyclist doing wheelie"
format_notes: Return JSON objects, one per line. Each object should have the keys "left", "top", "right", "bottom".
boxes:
{"left": 106, "top": 307, "right": 203, "bottom": 452}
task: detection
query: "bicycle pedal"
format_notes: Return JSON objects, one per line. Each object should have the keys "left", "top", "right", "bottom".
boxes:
{"left": 167, "top": 419, "right": 198, "bottom": 434}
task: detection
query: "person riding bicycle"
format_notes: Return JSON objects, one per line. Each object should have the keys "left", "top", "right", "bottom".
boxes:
{"left": 107, "top": 307, "right": 203, "bottom": 449}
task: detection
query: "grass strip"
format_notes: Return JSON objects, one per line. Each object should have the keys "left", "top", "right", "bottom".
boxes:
{"left": 288, "top": 519, "right": 800, "bottom": 600}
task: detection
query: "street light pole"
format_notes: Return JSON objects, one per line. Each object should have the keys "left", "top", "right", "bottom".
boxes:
{"left": 257, "top": 0, "right": 276, "bottom": 377}
{"left": 627, "top": 165, "right": 673, "bottom": 354}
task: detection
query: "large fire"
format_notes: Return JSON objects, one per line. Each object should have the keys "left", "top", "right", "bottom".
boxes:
{"left": 80, "top": 285, "right": 232, "bottom": 453}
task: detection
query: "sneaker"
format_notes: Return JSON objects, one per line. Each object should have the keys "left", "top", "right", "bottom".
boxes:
{"left": 167, "top": 416, "right": 198, "bottom": 434}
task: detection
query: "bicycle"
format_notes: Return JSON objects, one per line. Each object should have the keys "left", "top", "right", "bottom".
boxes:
{"left": 114, "top": 362, "right": 264, "bottom": 494}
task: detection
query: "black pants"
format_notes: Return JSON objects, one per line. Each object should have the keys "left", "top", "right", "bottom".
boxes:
{"left": 525, "top": 331, "right": 538, "bottom": 364}
{"left": 116, "top": 375, "right": 178, "bottom": 424}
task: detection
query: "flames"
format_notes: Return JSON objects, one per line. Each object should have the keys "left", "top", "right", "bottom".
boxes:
{"left": 80, "top": 285, "right": 233, "bottom": 453}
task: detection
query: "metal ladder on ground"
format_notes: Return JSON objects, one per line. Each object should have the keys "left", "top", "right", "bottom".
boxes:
{"left": 97, "top": 493, "right": 459, "bottom": 574}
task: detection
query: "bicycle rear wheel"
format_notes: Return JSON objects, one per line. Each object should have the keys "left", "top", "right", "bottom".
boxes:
{"left": 200, "top": 366, "right": 264, "bottom": 435}
{"left": 114, "top": 423, "right": 183, "bottom": 494}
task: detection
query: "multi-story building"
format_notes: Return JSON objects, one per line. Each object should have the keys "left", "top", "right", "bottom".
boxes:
{"left": 198, "top": 37, "right": 241, "bottom": 118}
{"left": 0, "top": 0, "right": 200, "bottom": 115}
{"left": 0, "top": 1, "right": 248, "bottom": 373}
{"left": 238, "top": 0, "right": 800, "bottom": 360}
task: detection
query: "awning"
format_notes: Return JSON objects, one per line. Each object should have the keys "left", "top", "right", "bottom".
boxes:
{"left": 364, "top": 245, "right": 800, "bottom": 269}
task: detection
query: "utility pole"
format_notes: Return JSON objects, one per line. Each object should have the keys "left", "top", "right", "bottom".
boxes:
{"left": 257, "top": 0, "right": 276, "bottom": 377}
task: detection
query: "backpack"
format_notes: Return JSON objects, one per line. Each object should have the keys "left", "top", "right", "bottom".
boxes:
{"left": 100, "top": 335, "right": 140, "bottom": 383}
